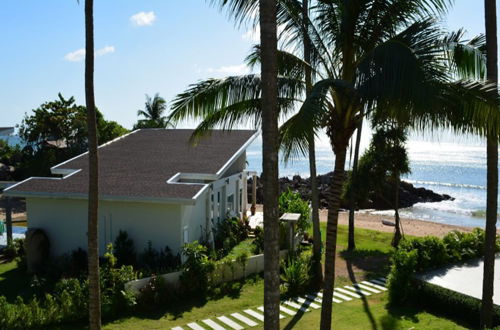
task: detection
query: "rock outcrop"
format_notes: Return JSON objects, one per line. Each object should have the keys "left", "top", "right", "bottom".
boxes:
{"left": 247, "top": 172, "right": 453, "bottom": 210}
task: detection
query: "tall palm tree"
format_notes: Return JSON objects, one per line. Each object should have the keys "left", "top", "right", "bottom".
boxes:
{"left": 134, "top": 93, "right": 172, "bottom": 129}
{"left": 172, "top": 0, "right": 324, "bottom": 275}
{"left": 273, "top": 2, "right": 499, "bottom": 329}
{"left": 171, "top": 2, "right": 499, "bottom": 328}
{"left": 302, "top": 0, "right": 322, "bottom": 282}
{"left": 481, "top": 0, "right": 498, "bottom": 327}
{"left": 260, "top": 0, "right": 280, "bottom": 327}
{"left": 84, "top": 0, "right": 101, "bottom": 328}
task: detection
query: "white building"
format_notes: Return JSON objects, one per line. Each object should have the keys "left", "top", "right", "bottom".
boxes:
{"left": 4, "top": 129, "right": 258, "bottom": 257}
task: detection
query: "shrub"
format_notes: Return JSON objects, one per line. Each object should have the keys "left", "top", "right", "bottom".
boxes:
{"left": 114, "top": 230, "right": 136, "bottom": 267}
{"left": 252, "top": 226, "right": 264, "bottom": 254}
{"left": 101, "top": 244, "right": 137, "bottom": 316}
{"left": 213, "top": 217, "right": 249, "bottom": 258}
{"left": 387, "top": 228, "right": 499, "bottom": 306}
{"left": 180, "top": 241, "right": 215, "bottom": 295}
{"left": 138, "top": 241, "right": 181, "bottom": 276}
{"left": 279, "top": 189, "right": 311, "bottom": 233}
{"left": 3, "top": 238, "right": 24, "bottom": 260}
{"left": 138, "top": 274, "right": 176, "bottom": 307}
{"left": 280, "top": 252, "right": 312, "bottom": 296}
{"left": 416, "top": 282, "right": 500, "bottom": 326}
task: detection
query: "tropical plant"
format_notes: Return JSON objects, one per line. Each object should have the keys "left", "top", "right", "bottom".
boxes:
{"left": 280, "top": 253, "right": 312, "bottom": 296}
{"left": 83, "top": 0, "right": 101, "bottom": 328}
{"left": 180, "top": 241, "right": 215, "bottom": 295}
{"left": 113, "top": 231, "right": 136, "bottom": 267}
{"left": 278, "top": 188, "right": 311, "bottom": 233}
{"left": 481, "top": 0, "right": 499, "bottom": 327}
{"left": 347, "top": 121, "right": 410, "bottom": 246}
{"left": 172, "top": 1, "right": 500, "bottom": 328}
{"left": 133, "top": 93, "right": 172, "bottom": 129}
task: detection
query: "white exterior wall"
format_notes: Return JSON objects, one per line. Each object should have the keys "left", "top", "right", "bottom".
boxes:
{"left": 26, "top": 197, "right": 182, "bottom": 257}
{"left": 180, "top": 189, "right": 209, "bottom": 246}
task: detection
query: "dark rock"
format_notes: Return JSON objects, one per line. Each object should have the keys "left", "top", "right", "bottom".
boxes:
{"left": 247, "top": 172, "right": 453, "bottom": 210}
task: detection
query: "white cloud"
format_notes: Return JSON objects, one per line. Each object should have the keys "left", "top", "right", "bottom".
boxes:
{"left": 64, "top": 45, "right": 115, "bottom": 62}
{"left": 130, "top": 11, "right": 156, "bottom": 26}
{"left": 206, "top": 64, "right": 250, "bottom": 75}
{"left": 95, "top": 45, "right": 115, "bottom": 56}
{"left": 64, "top": 48, "right": 86, "bottom": 62}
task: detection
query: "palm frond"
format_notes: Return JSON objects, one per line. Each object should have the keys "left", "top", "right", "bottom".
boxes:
{"left": 443, "top": 29, "right": 487, "bottom": 80}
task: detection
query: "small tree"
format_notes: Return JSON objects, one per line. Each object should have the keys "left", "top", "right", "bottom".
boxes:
{"left": 113, "top": 231, "right": 136, "bottom": 267}
{"left": 348, "top": 121, "right": 410, "bottom": 246}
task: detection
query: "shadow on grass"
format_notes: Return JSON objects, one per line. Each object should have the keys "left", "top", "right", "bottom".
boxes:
{"left": 114, "top": 278, "right": 247, "bottom": 323}
{"left": 0, "top": 262, "right": 34, "bottom": 302}
{"left": 345, "top": 256, "right": 378, "bottom": 330}
{"left": 340, "top": 248, "right": 391, "bottom": 279}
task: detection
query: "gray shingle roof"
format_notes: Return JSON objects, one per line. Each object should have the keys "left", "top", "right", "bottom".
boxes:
{"left": 5, "top": 129, "right": 257, "bottom": 202}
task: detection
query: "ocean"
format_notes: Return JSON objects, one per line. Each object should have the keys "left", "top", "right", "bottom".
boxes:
{"left": 246, "top": 130, "right": 500, "bottom": 228}
{"left": 2, "top": 131, "right": 498, "bottom": 228}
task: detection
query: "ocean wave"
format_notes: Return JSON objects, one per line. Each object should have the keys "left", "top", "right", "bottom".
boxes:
{"left": 406, "top": 179, "right": 486, "bottom": 190}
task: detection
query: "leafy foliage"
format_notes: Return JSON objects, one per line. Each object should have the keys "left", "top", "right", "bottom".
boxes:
{"left": 138, "top": 241, "right": 181, "bottom": 276}
{"left": 113, "top": 230, "right": 136, "bottom": 267}
{"left": 345, "top": 122, "right": 410, "bottom": 209}
{"left": 387, "top": 228, "right": 499, "bottom": 305}
{"left": 180, "top": 241, "right": 215, "bottom": 295}
{"left": 280, "top": 251, "right": 313, "bottom": 297}
{"left": 213, "top": 217, "right": 250, "bottom": 258}
{"left": 9, "top": 94, "right": 128, "bottom": 179}
{"left": 133, "top": 93, "right": 172, "bottom": 129}
{"left": 278, "top": 188, "right": 311, "bottom": 233}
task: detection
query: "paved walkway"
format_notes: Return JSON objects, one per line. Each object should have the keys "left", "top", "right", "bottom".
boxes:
{"left": 172, "top": 277, "right": 387, "bottom": 329}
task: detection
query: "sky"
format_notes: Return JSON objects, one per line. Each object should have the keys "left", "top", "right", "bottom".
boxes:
{"left": 0, "top": 0, "right": 496, "bottom": 131}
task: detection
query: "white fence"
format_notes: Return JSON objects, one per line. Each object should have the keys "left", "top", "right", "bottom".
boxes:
{"left": 126, "top": 249, "right": 288, "bottom": 293}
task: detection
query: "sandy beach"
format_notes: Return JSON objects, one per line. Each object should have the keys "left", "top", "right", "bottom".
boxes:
{"left": 255, "top": 205, "right": 498, "bottom": 238}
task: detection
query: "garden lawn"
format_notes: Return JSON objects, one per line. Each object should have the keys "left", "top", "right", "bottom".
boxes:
{"left": 104, "top": 286, "right": 467, "bottom": 329}
{"left": 0, "top": 260, "right": 34, "bottom": 302}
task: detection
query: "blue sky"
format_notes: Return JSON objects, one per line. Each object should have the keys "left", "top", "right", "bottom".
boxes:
{"left": 0, "top": 0, "right": 495, "bottom": 129}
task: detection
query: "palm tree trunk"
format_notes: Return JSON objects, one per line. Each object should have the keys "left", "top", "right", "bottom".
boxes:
{"left": 260, "top": 0, "right": 280, "bottom": 328}
{"left": 481, "top": 1, "right": 498, "bottom": 328}
{"left": 392, "top": 176, "right": 402, "bottom": 247}
{"left": 85, "top": 0, "right": 101, "bottom": 328}
{"left": 302, "top": 0, "right": 322, "bottom": 283}
{"left": 347, "top": 117, "right": 363, "bottom": 251}
{"left": 320, "top": 143, "right": 347, "bottom": 330}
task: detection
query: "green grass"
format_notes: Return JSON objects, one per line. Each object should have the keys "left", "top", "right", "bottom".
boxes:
{"left": 279, "top": 294, "right": 468, "bottom": 330}
{"left": 0, "top": 225, "right": 469, "bottom": 329}
{"left": 224, "top": 238, "right": 255, "bottom": 261}
{"left": 104, "top": 285, "right": 467, "bottom": 329}
{"left": 0, "top": 260, "right": 34, "bottom": 302}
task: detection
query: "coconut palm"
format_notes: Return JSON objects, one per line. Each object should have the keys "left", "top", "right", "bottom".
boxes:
{"left": 481, "top": 0, "right": 498, "bottom": 327}
{"left": 280, "top": 5, "right": 500, "bottom": 327}
{"left": 172, "top": 1, "right": 500, "bottom": 328}
{"left": 83, "top": 0, "right": 101, "bottom": 328}
{"left": 134, "top": 93, "right": 172, "bottom": 129}
{"left": 259, "top": 1, "right": 280, "bottom": 327}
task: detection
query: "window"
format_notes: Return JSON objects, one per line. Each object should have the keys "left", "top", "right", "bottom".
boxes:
{"left": 227, "top": 194, "right": 234, "bottom": 212}
{"left": 183, "top": 227, "right": 189, "bottom": 244}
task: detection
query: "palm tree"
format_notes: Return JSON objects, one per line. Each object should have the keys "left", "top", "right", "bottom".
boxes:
{"left": 260, "top": 0, "right": 280, "bottom": 327}
{"left": 134, "top": 93, "right": 172, "bottom": 129}
{"left": 301, "top": 0, "right": 322, "bottom": 282}
{"left": 273, "top": 2, "right": 499, "bottom": 329}
{"left": 481, "top": 0, "right": 498, "bottom": 327}
{"left": 84, "top": 0, "right": 101, "bottom": 328}
{"left": 172, "top": 2, "right": 499, "bottom": 328}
